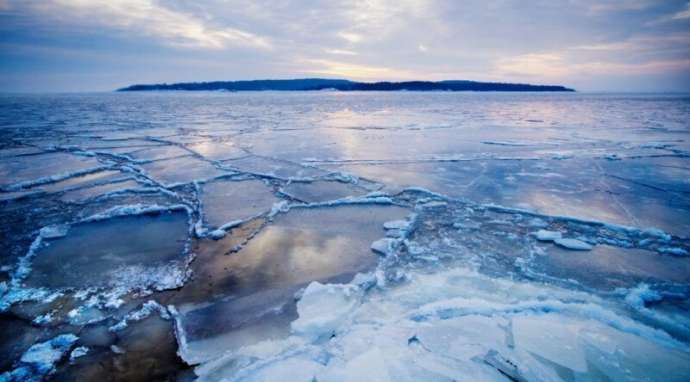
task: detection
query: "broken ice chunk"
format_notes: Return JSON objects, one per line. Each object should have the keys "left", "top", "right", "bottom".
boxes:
{"left": 0, "top": 334, "right": 78, "bottom": 381}
{"left": 318, "top": 347, "right": 393, "bottom": 382}
{"left": 208, "top": 229, "right": 227, "bottom": 240}
{"left": 534, "top": 229, "right": 562, "bottom": 242}
{"left": 371, "top": 238, "right": 398, "bottom": 256}
{"left": 383, "top": 219, "right": 410, "bottom": 230}
{"left": 420, "top": 201, "right": 447, "bottom": 208}
{"left": 67, "top": 306, "right": 107, "bottom": 326}
{"left": 69, "top": 346, "right": 89, "bottom": 362}
{"left": 624, "top": 284, "right": 662, "bottom": 310}
{"left": 554, "top": 238, "right": 593, "bottom": 251}
{"left": 658, "top": 247, "right": 688, "bottom": 256}
{"left": 483, "top": 350, "right": 526, "bottom": 382}
{"left": 232, "top": 356, "right": 326, "bottom": 382}
{"left": 20, "top": 334, "right": 78, "bottom": 367}
{"left": 512, "top": 314, "right": 588, "bottom": 373}
{"left": 39, "top": 225, "right": 70, "bottom": 239}
{"left": 291, "top": 282, "right": 362, "bottom": 340}
{"left": 109, "top": 300, "right": 170, "bottom": 332}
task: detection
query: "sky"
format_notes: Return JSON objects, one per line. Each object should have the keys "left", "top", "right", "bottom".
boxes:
{"left": 0, "top": 0, "right": 689, "bottom": 92}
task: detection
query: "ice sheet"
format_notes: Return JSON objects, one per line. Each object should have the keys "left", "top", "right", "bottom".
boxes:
{"left": 1, "top": 92, "right": 689, "bottom": 381}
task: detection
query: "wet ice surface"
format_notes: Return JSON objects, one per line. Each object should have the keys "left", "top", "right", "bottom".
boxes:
{"left": 172, "top": 204, "right": 408, "bottom": 365}
{"left": 200, "top": 179, "right": 279, "bottom": 228}
{"left": 280, "top": 180, "right": 372, "bottom": 203}
{"left": 0, "top": 92, "right": 689, "bottom": 381}
{"left": 25, "top": 212, "right": 189, "bottom": 289}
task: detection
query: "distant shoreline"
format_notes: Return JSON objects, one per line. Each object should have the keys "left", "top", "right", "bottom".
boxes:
{"left": 117, "top": 78, "right": 575, "bottom": 92}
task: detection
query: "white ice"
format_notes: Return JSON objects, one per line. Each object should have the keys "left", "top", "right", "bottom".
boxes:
{"left": 0, "top": 334, "right": 78, "bottom": 381}
{"left": 291, "top": 282, "right": 363, "bottom": 341}
{"left": 554, "top": 238, "right": 594, "bottom": 251}
{"left": 192, "top": 267, "right": 690, "bottom": 382}
{"left": 534, "top": 229, "right": 562, "bottom": 241}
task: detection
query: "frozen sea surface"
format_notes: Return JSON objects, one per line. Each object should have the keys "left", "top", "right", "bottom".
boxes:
{"left": 0, "top": 92, "right": 689, "bottom": 381}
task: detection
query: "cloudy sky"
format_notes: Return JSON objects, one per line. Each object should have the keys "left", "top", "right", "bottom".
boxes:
{"left": 1, "top": 0, "right": 689, "bottom": 92}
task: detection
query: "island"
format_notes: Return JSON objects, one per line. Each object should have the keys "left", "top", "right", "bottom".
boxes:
{"left": 117, "top": 78, "right": 575, "bottom": 92}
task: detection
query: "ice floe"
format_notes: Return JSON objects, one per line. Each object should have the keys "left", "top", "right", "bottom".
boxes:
{"left": 554, "top": 237, "right": 594, "bottom": 251}
{"left": 534, "top": 229, "right": 562, "bottom": 241}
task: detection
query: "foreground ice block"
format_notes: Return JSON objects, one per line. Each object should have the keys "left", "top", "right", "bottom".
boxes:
{"left": 194, "top": 268, "right": 690, "bottom": 382}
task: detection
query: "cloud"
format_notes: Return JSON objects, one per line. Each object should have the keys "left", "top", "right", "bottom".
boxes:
{"left": 494, "top": 53, "right": 570, "bottom": 78}
{"left": 335, "top": 0, "right": 437, "bottom": 45}
{"left": 302, "top": 59, "right": 419, "bottom": 81}
{"left": 571, "top": 33, "right": 690, "bottom": 52}
{"left": 2, "top": 0, "right": 690, "bottom": 91}
{"left": 573, "top": 0, "right": 656, "bottom": 14}
{"left": 324, "top": 49, "right": 358, "bottom": 56}
{"left": 670, "top": 2, "right": 690, "bottom": 20}
{"left": 646, "top": 2, "right": 690, "bottom": 25}
{"left": 30, "top": 0, "right": 271, "bottom": 49}
{"left": 338, "top": 32, "right": 363, "bottom": 44}
{"left": 494, "top": 51, "right": 690, "bottom": 79}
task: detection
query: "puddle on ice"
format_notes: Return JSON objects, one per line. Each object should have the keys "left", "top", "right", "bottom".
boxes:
{"left": 280, "top": 180, "right": 370, "bottom": 203}
{"left": 201, "top": 179, "right": 279, "bottom": 228}
{"left": 25, "top": 211, "right": 189, "bottom": 289}
{"left": 170, "top": 204, "right": 409, "bottom": 364}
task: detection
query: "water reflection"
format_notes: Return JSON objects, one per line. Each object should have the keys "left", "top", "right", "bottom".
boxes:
{"left": 170, "top": 204, "right": 409, "bottom": 364}
{"left": 27, "top": 212, "right": 189, "bottom": 289}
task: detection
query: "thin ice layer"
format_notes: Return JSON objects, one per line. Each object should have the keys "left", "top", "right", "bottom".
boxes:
{"left": 187, "top": 141, "right": 247, "bottom": 161}
{"left": 25, "top": 211, "right": 189, "bottom": 290}
{"left": 201, "top": 179, "right": 279, "bottom": 228}
{"left": 139, "top": 156, "right": 229, "bottom": 186}
{"left": 0, "top": 152, "right": 104, "bottom": 190}
{"left": 221, "top": 156, "right": 326, "bottom": 180}
{"left": 280, "top": 180, "right": 370, "bottom": 203}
